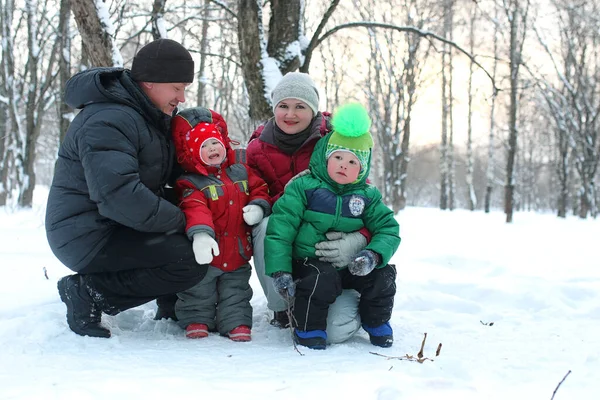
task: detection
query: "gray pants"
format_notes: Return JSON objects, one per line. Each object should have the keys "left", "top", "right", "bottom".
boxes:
{"left": 252, "top": 217, "right": 361, "bottom": 344}
{"left": 175, "top": 264, "right": 253, "bottom": 335}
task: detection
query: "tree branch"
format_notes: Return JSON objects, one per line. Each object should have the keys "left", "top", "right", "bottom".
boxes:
{"left": 208, "top": 0, "right": 237, "bottom": 19}
{"left": 310, "top": 21, "right": 499, "bottom": 94}
{"left": 300, "top": 0, "right": 340, "bottom": 73}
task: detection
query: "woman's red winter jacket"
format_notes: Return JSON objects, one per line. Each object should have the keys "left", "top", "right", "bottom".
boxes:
{"left": 246, "top": 112, "right": 330, "bottom": 203}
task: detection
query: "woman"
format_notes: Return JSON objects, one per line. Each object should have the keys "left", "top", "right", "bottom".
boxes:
{"left": 247, "top": 72, "right": 370, "bottom": 344}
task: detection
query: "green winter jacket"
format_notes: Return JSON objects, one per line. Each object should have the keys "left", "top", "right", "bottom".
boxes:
{"left": 264, "top": 132, "right": 400, "bottom": 276}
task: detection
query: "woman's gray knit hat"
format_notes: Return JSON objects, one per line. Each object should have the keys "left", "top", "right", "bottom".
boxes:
{"left": 271, "top": 72, "right": 319, "bottom": 115}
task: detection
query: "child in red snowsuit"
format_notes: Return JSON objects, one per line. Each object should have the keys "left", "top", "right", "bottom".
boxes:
{"left": 171, "top": 107, "right": 271, "bottom": 341}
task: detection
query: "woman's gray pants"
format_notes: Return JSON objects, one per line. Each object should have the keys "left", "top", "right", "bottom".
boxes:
{"left": 252, "top": 217, "right": 361, "bottom": 344}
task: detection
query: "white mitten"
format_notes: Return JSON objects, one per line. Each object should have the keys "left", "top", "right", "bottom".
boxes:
{"left": 192, "top": 232, "right": 220, "bottom": 265}
{"left": 242, "top": 205, "right": 264, "bottom": 226}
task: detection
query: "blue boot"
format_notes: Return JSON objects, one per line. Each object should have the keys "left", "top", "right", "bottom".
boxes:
{"left": 293, "top": 329, "right": 327, "bottom": 350}
{"left": 362, "top": 322, "right": 393, "bottom": 348}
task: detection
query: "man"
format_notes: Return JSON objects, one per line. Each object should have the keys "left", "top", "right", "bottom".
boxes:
{"left": 46, "top": 39, "right": 205, "bottom": 338}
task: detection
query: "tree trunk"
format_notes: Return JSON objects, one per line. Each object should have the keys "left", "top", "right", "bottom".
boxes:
{"left": 466, "top": 3, "right": 476, "bottom": 211}
{"left": 440, "top": 52, "right": 449, "bottom": 210}
{"left": 505, "top": 3, "right": 521, "bottom": 223}
{"left": 0, "top": 107, "right": 7, "bottom": 206}
{"left": 58, "top": 0, "right": 71, "bottom": 146}
{"left": 397, "top": 19, "right": 422, "bottom": 211}
{"left": 267, "top": 0, "right": 301, "bottom": 75}
{"left": 447, "top": 0, "right": 455, "bottom": 211}
{"left": 398, "top": 114, "right": 411, "bottom": 211}
{"left": 151, "top": 0, "right": 167, "bottom": 40}
{"left": 238, "top": 0, "right": 272, "bottom": 122}
{"left": 556, "top": 130, "right": 569, "bottom": 218}
{"left": 197, "top": 0, "right": 210, "bottom": 106}
{"left": 485, "top": 4, "right": 500, "bottom": 214}
{"left": 70, "top": 0, "right": 116, "bottom": 67}
{"left": 439, "top": 0, "right": 451, "bottom": 210}
{"left": 19, "top": 0, "right": 41, "bottom": 207}
{"left": 0, "top": 0, "right": 15, "bottom": 206}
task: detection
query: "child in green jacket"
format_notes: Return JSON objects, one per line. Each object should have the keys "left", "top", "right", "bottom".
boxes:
{"left": 264, "top": 103, "right": 400, "bottom": 350}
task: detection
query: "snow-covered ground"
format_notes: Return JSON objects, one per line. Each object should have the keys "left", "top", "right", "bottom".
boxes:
{"left": 1, "top": 187, "right": 598, "bottom": 399}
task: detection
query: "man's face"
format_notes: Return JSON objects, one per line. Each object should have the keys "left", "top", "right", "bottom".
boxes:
{"left": 140, "top": 82, "right": 190, "bottom": 115}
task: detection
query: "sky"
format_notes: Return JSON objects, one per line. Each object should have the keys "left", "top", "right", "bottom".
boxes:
{"left": 0, "top": 187, "right": 598, "bottom": 399}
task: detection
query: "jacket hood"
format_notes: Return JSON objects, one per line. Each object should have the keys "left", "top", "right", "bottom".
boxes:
{"left": 309, "top": 132, "right": 371, "bottom": 193}
{"left": 65, "top": 67, "right": 169, "bottom": 131}
{"left": 171, "top": 107, "right": 236, "bottom": 175}
{"left": 65, "top": 68, "right": 135, "bottom": 109}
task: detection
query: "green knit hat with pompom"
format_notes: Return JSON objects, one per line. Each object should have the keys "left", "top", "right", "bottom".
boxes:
{"left": 326, "top": 103, "right": 373, "bottom": 174}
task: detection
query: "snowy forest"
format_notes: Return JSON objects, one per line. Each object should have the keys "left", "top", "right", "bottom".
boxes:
{"left": 1, "top": 0, "right": 599, "bottom": 222}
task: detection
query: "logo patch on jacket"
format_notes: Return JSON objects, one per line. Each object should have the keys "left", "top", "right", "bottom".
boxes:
{"left": 349, "top": 195, "right": 365, "bottom": 216}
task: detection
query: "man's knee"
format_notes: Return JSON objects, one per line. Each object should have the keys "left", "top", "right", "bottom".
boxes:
{"left": 327, "top": 289, "right": 361, "bottom": 343}
{"left": 165, "top": 259, "right": 207, "bottom": 288}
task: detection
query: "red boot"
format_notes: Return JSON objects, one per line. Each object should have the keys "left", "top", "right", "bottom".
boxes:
{"left": 228, "top": 325, "right": 251, "bottom": 342}
{"left": 186, "top": 323, "right": 209, "bottom": 339}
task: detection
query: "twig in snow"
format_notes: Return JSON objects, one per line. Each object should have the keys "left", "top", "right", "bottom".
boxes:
{"left": 43, "top": 267, "right": 49, "bottom": 280}
{"left": 284, "top": 293, "right": 303, "bottom": 356}
{"left": 370, "top": 351, "right": 433, "bottom": 363}
{"left": 417, "top": 332, "right": 427, "bottom": 358}
{"left": 480, "top": 320, "right": 495, "bottom": 326}
{"left": 370, "top": 333, "right": 442, "bottom": 364}
{"left": 550, "top": 370, "right": 571, "bottom": 400}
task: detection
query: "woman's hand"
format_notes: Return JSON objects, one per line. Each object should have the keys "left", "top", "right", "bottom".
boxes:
{"left": 314, "top": 231, "right": 367, "bottom": 268}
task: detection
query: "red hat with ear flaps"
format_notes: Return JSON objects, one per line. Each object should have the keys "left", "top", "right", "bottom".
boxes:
{"left": 171, "top": 107, "right": 234, "bottom": 173}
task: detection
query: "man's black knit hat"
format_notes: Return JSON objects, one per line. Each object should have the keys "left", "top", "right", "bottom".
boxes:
{"left": 131, "top": 39, "right": 194, "bottom": 83}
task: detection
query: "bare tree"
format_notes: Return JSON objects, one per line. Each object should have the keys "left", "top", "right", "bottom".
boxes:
{"left": 0, "top": 0, "right": 14, "bottom": 206}
{"left": 484, "top": 3, "right": 501, "bottom": 214}
{"left": 439, "top": 0, "right": 453, "bottom": 210}
{"left": 447, "top": 0, "right": 456, "bottom": 211}
{"left": 465, "top": 1, "right": 477, "bottom": 211}
{"left": 504, "top": 0, "right": 530, "bottom": 223}
{"left": 397, "top": 0, "right": 435, "bottom": 211}
{"left": 361, "top": 0, "right": 435, "bottom": 212}
{"left": 531, "top": 0, "right": 600, "bottom": 218}
{"left": 18, "top": 0, "right": 62, "bottom": 206}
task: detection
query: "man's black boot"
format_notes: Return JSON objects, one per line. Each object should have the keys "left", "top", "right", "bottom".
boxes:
{"left": 57, "top": 275, "right": 111, "bottom": 338}
{"left": 270, "top": 310, "right": 290, "bottom": 328}
{"left": 154, "top": 294, "right": 179, "bottom": 321}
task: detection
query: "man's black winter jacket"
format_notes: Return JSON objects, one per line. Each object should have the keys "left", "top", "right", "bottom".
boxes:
{"left": 45, "top": 68, "right": 185, "bottom": 271}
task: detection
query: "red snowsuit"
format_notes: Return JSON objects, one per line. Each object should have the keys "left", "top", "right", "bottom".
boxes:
{"left": 172, "top": 108, "right": 271, "bottom": 272}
